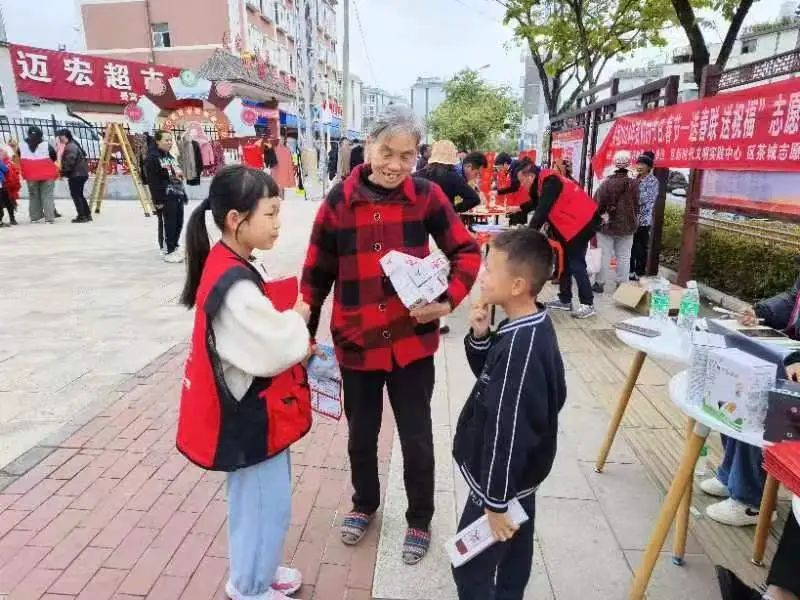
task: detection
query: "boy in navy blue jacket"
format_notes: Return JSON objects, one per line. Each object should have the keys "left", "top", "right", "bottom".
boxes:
{"left": 452, "top": 229, "right": 566, "bottom": 600}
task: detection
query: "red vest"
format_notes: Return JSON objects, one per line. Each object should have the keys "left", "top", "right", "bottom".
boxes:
{"left": 176, "top": 243, "right": 312, "bottom": 471}
{"left": 538, "top": 169, "right": 597, "bottom": 242}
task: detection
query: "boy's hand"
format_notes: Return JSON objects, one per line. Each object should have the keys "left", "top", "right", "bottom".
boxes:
{"left": 470, "top": 303, "right": 490, "bottom": 338}
{"left": 484, "top": 508, "right": 518, "bottom": 543}
{"left": 410, "top": 301, "right": 450, "bottom": 324}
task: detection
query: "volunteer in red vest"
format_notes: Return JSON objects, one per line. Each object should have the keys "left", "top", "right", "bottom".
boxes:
{"left": 20, "top": 126, "right": 59, "bottom": 224}
{"left": 177, "top": 165, "right": 314, "bottom": 600}
{"left": 512, "top": 161, "right": 600, "bottom": 319}
{"left": 302, "top": 105, "right": 481, "bottom": 564}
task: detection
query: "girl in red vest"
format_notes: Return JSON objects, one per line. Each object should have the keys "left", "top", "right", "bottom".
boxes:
{"left": 178, "top": 165, "right": 313, "bottom": 600}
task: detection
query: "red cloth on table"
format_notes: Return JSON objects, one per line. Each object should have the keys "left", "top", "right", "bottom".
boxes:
{"left": 764, "top": 442, "right": 800, "bottom": 497}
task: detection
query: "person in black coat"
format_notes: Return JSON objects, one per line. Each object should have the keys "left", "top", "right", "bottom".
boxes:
{"left": 414, "top": 140, "right": 480, "bottom": 214}
{"left": 56, "top": 129, "right": 92, "bottom": 223}
{"left": 145, "top": 130, "right": 187, "bottom": 263}
{"left": 349, "top": 139, "right": 365, "bottom": 172}
{"left": 328, "top": 141, "right": 339, "bottom": 181}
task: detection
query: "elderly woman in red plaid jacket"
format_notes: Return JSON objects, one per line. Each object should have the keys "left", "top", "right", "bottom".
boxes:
{"left": 302, "top": 105, "right": 481, "bottom": 565}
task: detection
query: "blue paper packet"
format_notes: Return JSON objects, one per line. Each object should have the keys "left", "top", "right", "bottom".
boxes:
{"left": 307, "top": 343, "right": 340, "bottom": 380}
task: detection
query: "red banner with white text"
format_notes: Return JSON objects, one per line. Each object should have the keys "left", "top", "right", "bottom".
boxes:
{"left": 10, "top": 44, "right": 181, "bottom": 105}
{"left": 591, "top": 76, "right": 800, "bottom": 175}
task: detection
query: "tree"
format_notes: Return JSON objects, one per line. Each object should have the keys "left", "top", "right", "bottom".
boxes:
{"left": 427, "top": 70, "right": 522, "bottom": 151}
{"left": 504, "top": 0, "right": 674, "bottom": 117}
{"left": 670, "top": 0, "right": 756, "bottom": 85}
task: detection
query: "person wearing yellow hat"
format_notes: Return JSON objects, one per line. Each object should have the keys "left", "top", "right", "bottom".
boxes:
{"left": 415, "top": 140, "right": 481, "bottom": 335}
{"left": 415, "top": 140, "right": 481, "bottom": 214}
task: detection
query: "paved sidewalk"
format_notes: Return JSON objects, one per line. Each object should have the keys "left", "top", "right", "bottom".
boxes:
{"left": 0, "top": 340, "right": 392, "bottom": 600}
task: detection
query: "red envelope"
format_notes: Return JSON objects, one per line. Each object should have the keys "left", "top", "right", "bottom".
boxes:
{"left": 263, "top": 276, "right": 298, "bottom": 312}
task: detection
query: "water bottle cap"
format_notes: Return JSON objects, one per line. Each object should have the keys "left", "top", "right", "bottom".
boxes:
{"left": 687, "top": 280, "right": 698, "bottom": 289}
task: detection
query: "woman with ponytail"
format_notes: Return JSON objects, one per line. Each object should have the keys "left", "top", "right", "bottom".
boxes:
{"left": 178, "top": 165, "right": 313, "bottom": 600}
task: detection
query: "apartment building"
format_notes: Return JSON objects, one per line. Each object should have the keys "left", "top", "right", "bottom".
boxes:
{"left": 361, "top": 85, "right": 406, "bottom": 134}
{"left": 80, "top": 0, "right": 341, "bottom": 126}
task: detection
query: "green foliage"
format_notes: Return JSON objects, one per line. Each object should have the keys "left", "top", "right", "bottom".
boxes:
{"left": 659, "top": 205, "right": 798, "bottom": 303}
{"left": 503, "top": 0, "right": 675, "bottom": 114}
{"left": 427, "top": 70, "right": 522, "bottom": 152}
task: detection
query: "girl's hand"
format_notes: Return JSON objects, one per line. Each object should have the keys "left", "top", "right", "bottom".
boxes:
{"left": 786, "top": 363, "right": 800, "bottom": 382}
{"left": 739, "top": 306, "right": 758, "bottom": 326}
{"left": 293, "top": 298, "right": 311, "bottom": 323}
{"left": 484, "top": 509, "right": 519, "bottom": 542}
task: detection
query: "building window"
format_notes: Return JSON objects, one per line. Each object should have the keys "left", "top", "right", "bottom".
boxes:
{"left": 152, "top": 23, "right": 171, "bottom": 48}
{"left": 741, "top": 39, "right": 757, "bottom": 54}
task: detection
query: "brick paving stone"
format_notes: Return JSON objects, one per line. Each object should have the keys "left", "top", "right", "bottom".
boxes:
{"left": 178, "top": 555, "right": 227, "bottom": 600}
{"left": 38, "top": 526, "right": 101, "bottom": 570}
{"left": 104, "top": 527, "right": 159, "bottom": 570}
{"left": 0, "top": 544, "right": 50, "bottom": 594}
{"left": 145, "top": 574, "right": 189, "bottom": 600}
{"left": 74, "top": 567, "right": 128, "bottom": 600}
{"left": 48, "top": 546, "right": 113, "bottom": 595}
{"left": 0, "top": 331, "right": 387, "bottom": 599}
{"left": 8, "top": 567, "right": 61, "bottom": 600}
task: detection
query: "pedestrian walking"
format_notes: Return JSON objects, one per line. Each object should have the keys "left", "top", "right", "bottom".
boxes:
{"left": 19, "top": 126, "right": 59, "bottom": 224}
{"left": 453, "top": 229, "right": 566, "bottom": 600}
{"left": 302, "top": 105, "right": 481, "bottom": 564}
{"left": 630, "top": 151, "right": 658, "bottom": 280}
{"left": 593, "top": 151, "right": 640, "bottom": 293}
{"left": 511, "top": 162, "right": 600, "bottom": 318}
{"left": 328, "top": 141, "right": 339, "bottom": 181}
{"left": 178, "top": 165, "right": 314, "bottom": 600}
{"left": 0, "top": 145, "right": 21, "bottom": 226}
{"left": 56, "top": 129, "right": 92, "bottom": 223}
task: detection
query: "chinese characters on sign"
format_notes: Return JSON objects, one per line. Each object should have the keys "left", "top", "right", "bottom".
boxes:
{"left": 11, "top": 44, "right": 180, "bottom": 105}
{"left": 591, "top": 76, "right": 800, "bottom": 174}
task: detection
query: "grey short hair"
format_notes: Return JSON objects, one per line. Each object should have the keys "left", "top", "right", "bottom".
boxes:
{"left": 369, "top": 105, "right": 424, "bottom": 145}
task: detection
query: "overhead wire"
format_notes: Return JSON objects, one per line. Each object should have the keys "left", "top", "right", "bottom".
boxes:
{"left": 351, "top": 0, "right": 377, "bottom": 83}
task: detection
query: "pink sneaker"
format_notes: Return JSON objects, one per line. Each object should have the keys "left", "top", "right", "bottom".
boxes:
{"left": 272, "top": 566, "right": 302, "bottom": 595}
{"left": 225, "top": 580, "right": 290, "bottom": 600}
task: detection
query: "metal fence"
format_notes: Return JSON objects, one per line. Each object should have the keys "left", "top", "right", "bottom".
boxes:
{"left": 0, "top": 116, "right": 239, "bottom": 176}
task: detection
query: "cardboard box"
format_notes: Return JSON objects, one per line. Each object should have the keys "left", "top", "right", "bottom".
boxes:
{"left": 379, "top": 250, "right": 450, "bottom": 310}
{"left": 687, "top": 331, "right": 727, "bottom": 407}
{"left": 613, "top": 278, "right": 686, "bottom": 316}
{"left": 703, "top": 347, "right": 777, "bottom": 432}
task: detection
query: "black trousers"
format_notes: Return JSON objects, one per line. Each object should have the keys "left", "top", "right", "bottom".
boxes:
{"left": 156, "top": 207, "right": 165, "bottom": 250}
{"left": 341, "top": 357, "right": 435, "bottom": 530}
{"left": 767, "top": 511, "right": 800, "bottom": 594}
{"left": 68, "top": 176, "right": 90, "bottom": 218}
{"left": 558, "top": 230, "right": 594, "bottom": 307}
{"left": 0, "top": 189, "right": 15, "bottom": 223}
{"left": 452, "top": 492, "right": 536, "bottom": 600}
{"left": 630, "top": 225, "right": 651, "bottom": 277}
{"left": 163, "top": 197, "right": 184, "bottom": 253}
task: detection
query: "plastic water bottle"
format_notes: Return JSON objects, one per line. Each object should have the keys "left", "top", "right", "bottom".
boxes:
{"left": 694, "top": 444, "right": 709, "bottom": 477}
{"left": 677, "top": 280, "right": 701, "bottom": 331}
{"left": 649, "top": 278, "right": 670, "bottom": 321}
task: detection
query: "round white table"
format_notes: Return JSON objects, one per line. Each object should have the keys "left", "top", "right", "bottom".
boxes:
{"left": 595, "top": 317, "right": 692, "bottom": 473}
{"left": 629, "top": 370, "right": 778, "bottom": 599}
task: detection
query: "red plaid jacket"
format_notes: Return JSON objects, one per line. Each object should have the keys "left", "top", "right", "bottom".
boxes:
{"left": 302, "top": 164, "right": 481, "bottom": 372}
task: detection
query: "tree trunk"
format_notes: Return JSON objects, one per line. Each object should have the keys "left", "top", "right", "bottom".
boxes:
{"left": 670, "top": 0, "right": 711, "bottom": 85}
{"left": 715, "top": 0, "right": 756, "bottom": 70}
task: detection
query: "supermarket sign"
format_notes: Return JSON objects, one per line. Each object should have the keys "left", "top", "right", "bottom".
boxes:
{"left": 10, "top": 44, "right": 180, "bottom": 105}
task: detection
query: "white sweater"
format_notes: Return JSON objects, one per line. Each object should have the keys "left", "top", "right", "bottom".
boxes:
{"left": 212, "top": 277, "right": 310, "bottom": 400}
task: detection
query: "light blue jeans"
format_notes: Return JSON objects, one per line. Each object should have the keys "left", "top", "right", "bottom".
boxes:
{"left": 227, "top": 450, "right": 291, "bottom": 599}
{"left": 716, "top": 436, "right": 765, "bottom": 508}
